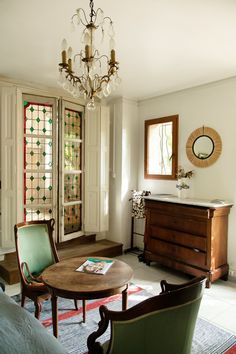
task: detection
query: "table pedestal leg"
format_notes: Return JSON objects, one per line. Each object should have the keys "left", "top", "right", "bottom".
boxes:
{"left": 51, "top": 295, "right": 58, "bottom": 337}
{"left": 122, "top": 286, "right": 128, "bottom": 310}
{"left": 82, "top": 299, "right": 86, "bottom": 323}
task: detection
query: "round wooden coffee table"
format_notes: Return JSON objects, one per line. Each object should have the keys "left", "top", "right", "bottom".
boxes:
{"left": 42, "top": 256, "right": 133, "bottom": 337}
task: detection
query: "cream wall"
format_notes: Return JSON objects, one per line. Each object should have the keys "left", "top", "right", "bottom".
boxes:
{"left": 138, "top": 76, "right": 236, "bottom": 276}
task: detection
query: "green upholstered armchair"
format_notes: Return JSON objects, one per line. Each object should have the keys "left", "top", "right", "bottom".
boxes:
{"left": 87, "top": 276, "right": 206, "bottom": 354}
{"left": 14, "top": 219, "right": 79, "bottom": 319}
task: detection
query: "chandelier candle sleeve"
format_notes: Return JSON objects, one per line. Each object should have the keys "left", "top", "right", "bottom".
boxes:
{"left": 111, "top": 49, "right": 115, "bottom": 62}
{"left": 58, "top": 0, "right": 121, "bottom": 110}
{"left": 62, "top": 51, "right": 67, "bottom": 65}
{"left": 68, "top": 59, "right": 72, "bottom": 72}
{"left": 61, "top": 39, "right": 68, "bottom": 65}
{"left": 85, "top": 45, "right": 91, "bottom": 59}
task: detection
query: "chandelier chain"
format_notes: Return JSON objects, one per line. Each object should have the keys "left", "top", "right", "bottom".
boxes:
{"left": 89, "top": 0, "right": 96, "bottom": 23}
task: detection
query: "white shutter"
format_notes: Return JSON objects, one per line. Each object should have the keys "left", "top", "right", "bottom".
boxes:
{"left": 99, "top": 106, "right": 110, "bottom": 231}
{"left": 84, "top": 106, "right": 110, "bottom": 232}
{"left": 0, "top": 87, "right": 17, "bottom": 248}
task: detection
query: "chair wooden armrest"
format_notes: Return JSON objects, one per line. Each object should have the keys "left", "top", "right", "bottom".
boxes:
{"left": 21, "top": 262, "right": 42, "bottom": 284}
{"left": 160, "top": 276, "right": 206, "bottom": 294}
{"left": 87, "top": 306, "right": 109, "bottom": 354}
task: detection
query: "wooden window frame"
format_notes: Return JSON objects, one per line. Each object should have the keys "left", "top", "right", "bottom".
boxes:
{"left": 59, "top": 100, "right": 84, "bottom": 242}
{"left": 144, "top": 115, "right": 179, "bottom": 180}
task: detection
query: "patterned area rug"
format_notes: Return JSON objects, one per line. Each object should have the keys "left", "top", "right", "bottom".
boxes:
{"left": 13, "top": 286, "right": 236, "bottom": 354}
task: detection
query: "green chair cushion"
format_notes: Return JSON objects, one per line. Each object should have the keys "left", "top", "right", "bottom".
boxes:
{"left": 18, "top": 224, "right": 55, "bottom": 278}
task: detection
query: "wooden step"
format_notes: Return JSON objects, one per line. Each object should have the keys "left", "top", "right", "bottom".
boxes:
{"left": 0, "top": 239, "right": 123, "bottom": 285}
{"left": 56, "top": 233, "right": 96, "bottom": 251}
{"left": 0, "top": 258, "right": 20, "bottom": 285}
{"left": 58, "top": 239, "right": 123, "bottom": 260}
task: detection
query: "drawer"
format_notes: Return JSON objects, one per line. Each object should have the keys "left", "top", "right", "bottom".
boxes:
{"left": 149, "top": 212, "right": 208, "bottom": 236}
{"left": 150, "top": 225, "right": 207, "bottom": 251}
{"left": 147, "top": 238, "right": 206, "bottom": 268}
{"left": 146, "top": 201, "right": 211, "bottom": 219}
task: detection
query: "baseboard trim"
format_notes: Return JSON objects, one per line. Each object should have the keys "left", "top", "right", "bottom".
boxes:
{"left": 0, "top": 248, "right": 15, "bottom": 257}
{"left": 228, "top": 269, "right": 236, "bottom": 282}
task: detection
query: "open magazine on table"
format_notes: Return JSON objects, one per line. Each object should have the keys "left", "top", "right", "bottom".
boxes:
{"left": 76, "top": 258, "right": 114, "bottom": 275}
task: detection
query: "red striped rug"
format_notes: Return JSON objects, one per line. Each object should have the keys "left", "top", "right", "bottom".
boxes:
{"left": 42, "top": 285, "right": 142, "bottom": 328}
{"left": 225, "top": 344, "right": 236, "bottom": 353}
{"left": 13, "top": 285, "right": 236, "bottom": 354}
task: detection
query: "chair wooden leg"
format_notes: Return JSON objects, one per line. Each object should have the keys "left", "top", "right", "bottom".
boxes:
{"left": 82, "top": 299, "right": 86, "bottom": 323}
{"left": 34, "top": 300, "right": 42, "bottom": 320}
{"left": 21, "top": 293, "right": 26, "bottom": 307}
{"left": 74, "top": 299, "right": 78, "bottom": 310}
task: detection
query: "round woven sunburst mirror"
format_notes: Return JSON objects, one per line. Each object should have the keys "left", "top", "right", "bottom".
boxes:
{"left": 186, "top": 126, "right": 222, "bottom": 168}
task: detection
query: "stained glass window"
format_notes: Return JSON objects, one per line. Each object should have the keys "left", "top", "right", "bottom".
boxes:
{"left": 63, "top": 108, "right": 82, "bottom": 235}
{"left": 24, "top": 101, "right": 54, "bottom": 221}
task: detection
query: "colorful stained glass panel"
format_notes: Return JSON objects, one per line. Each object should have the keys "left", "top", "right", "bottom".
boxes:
{"left": 25, "top": 172, "right": 52, "bottom": 204}
{"left": 64, "top": 204, "right": 81, "bottom": 234}
{"left": 64, "top": 174, "right": 81, "bottom": 203}
{"left": 25, "top": 207, "right": 53, "bottom": 222}
{"left": 64, "top": 109, "right": 81, "bottom": 139}
{"left": 25, "top": 104, "right": 53, "bottom": 136}
{"left": 64, "top": 141, "right": 80, "bottom": 171}
{"left": 25, "top": 137, "right": 52, "bottom": 170}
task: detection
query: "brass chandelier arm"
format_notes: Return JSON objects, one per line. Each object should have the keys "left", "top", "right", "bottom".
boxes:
{"left": 95, "top": 54, "right": 109, "bottom": 62}
{"left": 71, "top": 13, "right": 78, "bottom": 24}
{"left": 93, "top": 49, "right": 100, "bottom": 57}
{"left": 103, "top": 16, "right": 113, "bottom": 24}
{"left": 75, "top": 8, "right": 89, "bottom": 26}
{"left": 97, "top": 76, "right": 110, "bottom": 89}
{"left": 61, "top": 59, "right": 119, "bottom": 83}
{"left": 72, "top": 53, "right": 112, "bottom": 66}
{"left": 73, "top": 53, "right": 83, "bottom": 61}
{"left": 94, "top": 8, "right": 104, "bottom": 24}
{"left": 60, "top": 58, "right": 118, "bottom": 80}
{"left": 64, "top": 68, "right": 108, "bottom": 86}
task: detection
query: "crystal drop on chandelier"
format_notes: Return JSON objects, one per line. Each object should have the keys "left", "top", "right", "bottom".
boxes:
{"left": 58, "top": 0, "right": 121, "bottom": 110}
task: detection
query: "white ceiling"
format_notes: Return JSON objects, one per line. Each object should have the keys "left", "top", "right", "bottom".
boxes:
{"left": 1, "top": 0, "right": 236, "bottom": 101}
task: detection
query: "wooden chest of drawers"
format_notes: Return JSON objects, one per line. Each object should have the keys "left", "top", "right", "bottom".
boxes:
{"left": 143, "top": 199, "right": 232, "bottom": 287}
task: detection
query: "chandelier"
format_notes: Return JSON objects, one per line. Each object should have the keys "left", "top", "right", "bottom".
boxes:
{"left": 58, "top": 0, "right": 121, "bottom": 110}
